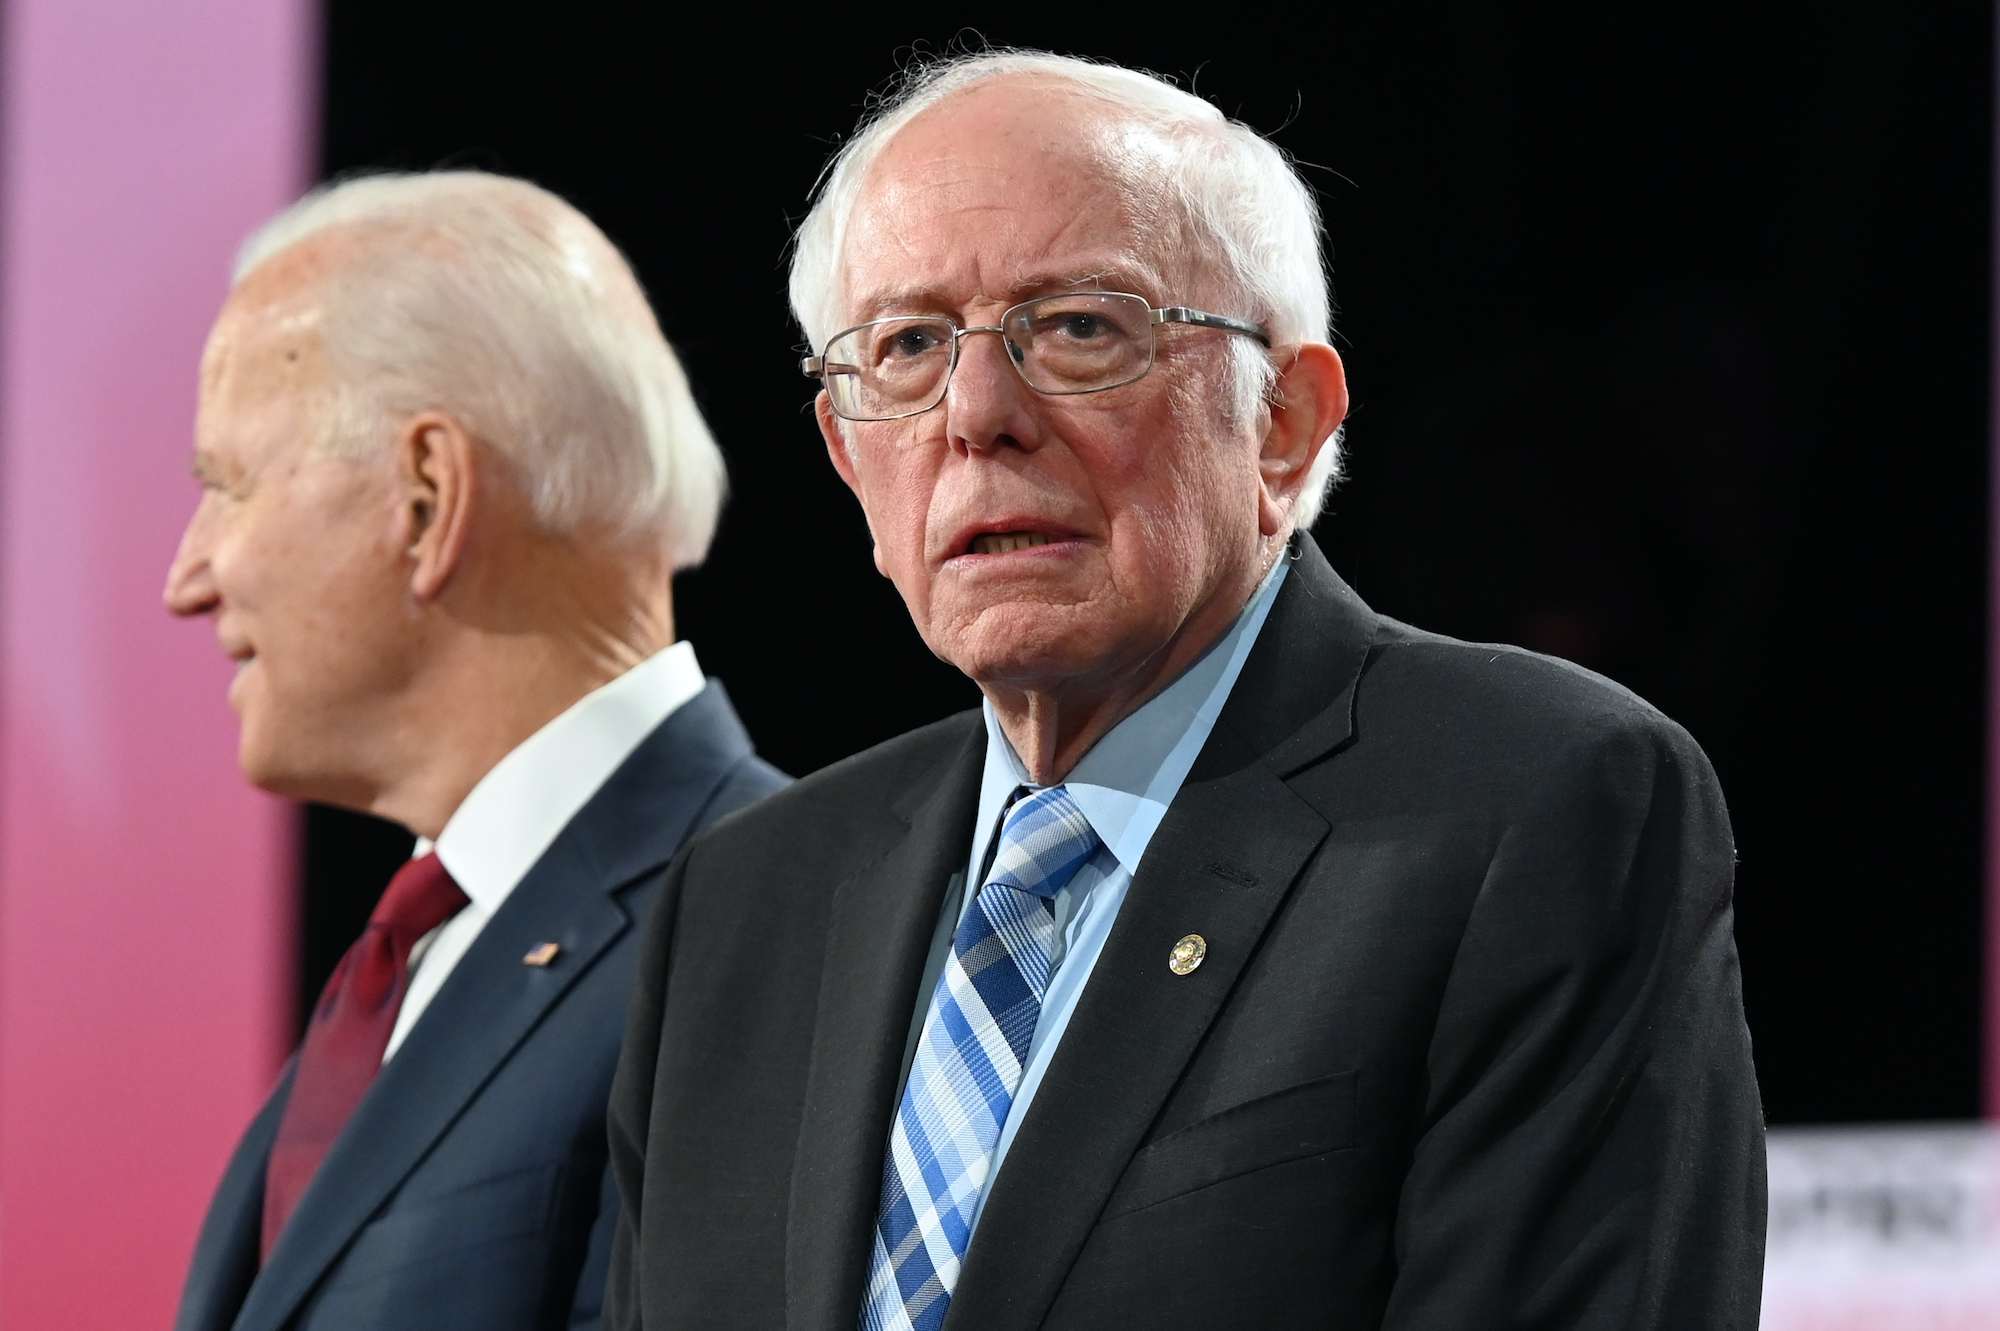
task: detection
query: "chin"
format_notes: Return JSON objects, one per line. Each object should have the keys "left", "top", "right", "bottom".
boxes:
{"left": 236, "top": 745, "right": 298, "bottom": 798}
{"left": 941, "top": 608, "right": 1124, "bottom": 689}
{"left": 237, "top": 726, "right": 321, "bottom": 802}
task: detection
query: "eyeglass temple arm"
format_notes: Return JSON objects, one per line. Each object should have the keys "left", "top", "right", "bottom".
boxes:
{"left": 801, "top": 355, "right": 868, "bottom": 380}
{"left": 1151, "top": 307, "right": 1272, "bottom": 348}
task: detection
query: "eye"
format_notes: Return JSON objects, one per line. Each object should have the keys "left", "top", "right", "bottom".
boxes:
{"left": 1052, "top": 313, "right": 1110, "bottom": 340}
{"left": 880, "top": 324, "right": 948, "bottom": 360}
{"left": 190, "top": 458, "right": 243, "bottom": 498}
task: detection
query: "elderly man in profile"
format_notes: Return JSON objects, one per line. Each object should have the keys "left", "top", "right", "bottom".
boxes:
{"left": 166, "top": 171, "right": 787, "bottom": 1331}
{"left": 606, "top": 50, "right": 1764, "bottom": 1331}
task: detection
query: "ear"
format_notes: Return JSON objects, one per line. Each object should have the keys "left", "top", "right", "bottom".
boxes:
{"left": 395, "top": 410, "right": 479, "bottom": 601}
{"left": 817, "top": 392, "right": 890, "bottom": 577}
{"left": 1256, "top": 343, "right": 1348, "bottom": 538}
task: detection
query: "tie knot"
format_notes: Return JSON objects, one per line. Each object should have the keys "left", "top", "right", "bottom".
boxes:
{"left": 371, "top": 851, "right": 469, "bottom": 940}
{"left": 985, "top": 786, "right": 1100, "bottom": 902}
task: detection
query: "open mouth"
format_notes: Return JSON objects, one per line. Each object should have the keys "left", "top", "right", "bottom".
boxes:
{"left": 969, "top": 531, "right": 1055, "bottom": 555}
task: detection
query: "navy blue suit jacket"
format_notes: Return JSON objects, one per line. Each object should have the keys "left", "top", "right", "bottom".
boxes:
{"left": 177, "top": 681, "right": 788, "bottom": 1331}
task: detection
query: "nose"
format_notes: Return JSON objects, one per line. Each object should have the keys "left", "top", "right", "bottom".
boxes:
{"left": 942, "top": 327, "right": 1042, "bottom": 458}
{"left": 163, "top": 495, "right": 221, "bottom": 617}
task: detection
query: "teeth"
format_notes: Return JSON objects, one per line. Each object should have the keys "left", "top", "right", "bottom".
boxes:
{"left": 972, "top": 531, "right": 1054, "bottom": 555}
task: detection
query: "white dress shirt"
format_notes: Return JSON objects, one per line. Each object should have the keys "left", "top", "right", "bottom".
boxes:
{"left": 383, "top": 641, "right": 708, "bottom": 1061}
{"left": 954, "top": 555, "right": 1289, "bottom": 1232}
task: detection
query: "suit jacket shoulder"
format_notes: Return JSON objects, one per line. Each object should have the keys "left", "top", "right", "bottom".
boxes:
{"left": 674, "top": 708, "right": 981, "bottom": 886}
{"left": 1324, "top": 614, "right": 1727, "bottom": 835}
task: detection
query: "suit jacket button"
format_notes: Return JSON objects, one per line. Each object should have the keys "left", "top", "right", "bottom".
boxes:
{"left": 1169, "top": 934, "right": 1207, "bottom": 975}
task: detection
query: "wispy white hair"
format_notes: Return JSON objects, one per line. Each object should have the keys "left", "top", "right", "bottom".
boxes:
{"left": 788, "top": 50, "right": 1345, "bottom": 527}
{"left": 236, "top": 171, "right": 726, "bottom": 567}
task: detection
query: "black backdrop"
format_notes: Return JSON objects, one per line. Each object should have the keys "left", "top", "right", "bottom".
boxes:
{"left": 301, "top": 4, "right": 1993, "bottom": 1125}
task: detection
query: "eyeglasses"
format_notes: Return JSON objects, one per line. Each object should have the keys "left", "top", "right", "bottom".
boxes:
{"left": 800, "top": 291, "right": 1270, "bottom": 422}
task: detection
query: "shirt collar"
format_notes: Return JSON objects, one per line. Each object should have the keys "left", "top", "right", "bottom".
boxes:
{"left": 971, "top": 555, "right": 1290, "bottom": 885}
{"left": 421, "top": 641, "right": 706, "bottom": 912}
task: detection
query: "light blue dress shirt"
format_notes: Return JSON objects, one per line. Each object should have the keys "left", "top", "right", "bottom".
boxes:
{"left": 955, "top": 555, "right": 1290, "bottom": 1233}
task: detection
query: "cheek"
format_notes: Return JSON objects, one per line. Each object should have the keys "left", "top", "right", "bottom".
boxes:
{"left": 228, "top": 517, "right": 341, "bottom": 616}
{"left": 1099, "top": 408, "right": 1260, "bottom": 596}
{"left": 1099, "top": 418, "right": 1226, "bottom": 545}
{"left": 236, "top": 504, "right": 403, "bottom": 670}
{"left": 853, "top": 447, "right": 941, "bottom": 575}
{"left": 243, "top": 577, "right": 411, "bottom": 774}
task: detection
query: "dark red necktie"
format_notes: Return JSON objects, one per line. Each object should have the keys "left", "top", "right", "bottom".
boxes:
{"left": 262, "top": 852, "right": 468, "bottom": 1260}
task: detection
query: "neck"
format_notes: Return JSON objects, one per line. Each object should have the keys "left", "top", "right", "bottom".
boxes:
{"left": 981, "top": 546, "right": 1279, "bottom": 786}
{"left": 368, "top": 575, "right": 674, "bottom": 839}
{"left": 981, "top": 671, "right": 1164, "bottom": 788}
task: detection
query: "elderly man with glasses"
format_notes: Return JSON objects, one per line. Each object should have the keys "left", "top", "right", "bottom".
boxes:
{"left": 607, "top": 50, "right": 1764, "bottom": 1331}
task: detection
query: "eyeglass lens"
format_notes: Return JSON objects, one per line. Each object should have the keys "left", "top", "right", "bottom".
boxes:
{"left": 822, "top": 292, "right": 1157, "bottom": 421}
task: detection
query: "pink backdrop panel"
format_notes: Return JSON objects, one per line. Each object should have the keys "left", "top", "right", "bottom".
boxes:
{"left": 0, "top": 0, "right": 314, "bottom": 1325}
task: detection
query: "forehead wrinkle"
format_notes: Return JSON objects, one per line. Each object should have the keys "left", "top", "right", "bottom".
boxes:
{"left": 844, "top": 173, "right": 1175, "bottom": 322}
{"left": 1005, "top": 260, "right": 1174, "bottom": 307}
{"left": 210, "top": 307, "right": 327, "bottom": 412}
{"left": 217, "top": 250, "right": 333, "bottom": 364}
{"left": 199, "top": 280, "right": 340, "bottom": 490}
{"left": 852, "top": 256, "right": 1173, "bottom": 325}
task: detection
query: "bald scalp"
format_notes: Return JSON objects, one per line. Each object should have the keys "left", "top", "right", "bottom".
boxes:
{"left": 231, "top": 171, "right": 728, "bottom": 567}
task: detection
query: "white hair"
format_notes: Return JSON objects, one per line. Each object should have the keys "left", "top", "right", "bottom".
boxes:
{"left": 788, "top": 50, "right": 1345, "bottom": 527}
{"left": 236, "top": 171, "right": 726, "bottom": 567}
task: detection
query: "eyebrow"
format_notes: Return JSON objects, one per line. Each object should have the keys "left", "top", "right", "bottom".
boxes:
{"left": 850, "top": 264, "right": 1170, "bottom": 325}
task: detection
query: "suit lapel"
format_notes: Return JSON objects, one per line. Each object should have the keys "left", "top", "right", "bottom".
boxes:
{"left": 174, "top": 1063, "right": 294, "bottom": 1331}
{"left": 234, "top": 682, "right": 757, "bottom": 1331}
{"left": 946, "top": 537, "right": 1378, "bottom": 1331}
{"left": 565, "top": 681, "right": 763, "bottom": 890}
{"left": 785, "top": 717, "right": 986, "bottom": 1331}
{"left": 945, "top": 757, "right": 1330, "bottom": 1331}
{"left": 236, "top": 837, "right": 633, "bottom": 1331}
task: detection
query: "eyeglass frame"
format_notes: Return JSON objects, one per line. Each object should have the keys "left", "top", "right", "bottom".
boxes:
{"left": 799, "top": 292, "right": 1272, "bottom": 422}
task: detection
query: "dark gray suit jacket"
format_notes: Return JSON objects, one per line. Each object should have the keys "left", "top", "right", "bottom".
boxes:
{"left": 606, "top": 537, "right": 1765, "bottom": 1329}
{"left": 177, "top": 681, "right": 787, "bottom": 1331}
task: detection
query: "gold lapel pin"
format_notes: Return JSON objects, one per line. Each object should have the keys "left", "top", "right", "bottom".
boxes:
{"left": 523, "top": 942, "right": 561, "bottom": 967}
{"left": 1169, "top": 934, "right": 1207, "bottom": 976}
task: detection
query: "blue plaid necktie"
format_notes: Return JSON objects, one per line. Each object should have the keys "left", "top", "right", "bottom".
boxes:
{"left": 861, "top": 785, "right": 1101, "bottom": 1331}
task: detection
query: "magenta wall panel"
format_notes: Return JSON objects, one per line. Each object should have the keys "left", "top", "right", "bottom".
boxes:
{"left": 0, "top": 0, "right": 313, "bottom": 1325}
